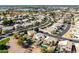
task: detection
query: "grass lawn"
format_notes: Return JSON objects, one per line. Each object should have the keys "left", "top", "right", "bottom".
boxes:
{"left": 0, "top": 50, "right": 8, "bottom": 53}
{"left": 0, "top": 38, "right": 10, "bottom": 45}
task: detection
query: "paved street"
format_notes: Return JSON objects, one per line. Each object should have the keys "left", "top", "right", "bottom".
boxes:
{"left": 39, "top": 28, "right": 79, "bottom": 43}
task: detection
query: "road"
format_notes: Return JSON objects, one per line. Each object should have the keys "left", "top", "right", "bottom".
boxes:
{"left": 1, "top": 23, "right": 78, "bottom": 43}
{"left": 0, "top": 30, "right": 14, "bottom": 40}
{"left": 0, "top": 19, "right": 79, "bottom": 43}
{"left": 39, "top": 28, "right": 79, "bottom": 43}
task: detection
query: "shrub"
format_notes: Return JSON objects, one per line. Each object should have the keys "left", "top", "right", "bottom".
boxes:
{"left": 2, "top": 30, "right": 10, "bottom": 34}
{"left": 0, "top": 38, "right": 10, "bottom": 52}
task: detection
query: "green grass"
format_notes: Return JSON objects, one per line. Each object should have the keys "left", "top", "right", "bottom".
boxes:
{"left": 0, "top": 50, "right": 8, "bottom": 53}
{"left": 0, "top": 38, "right": 10, "bottom": 45}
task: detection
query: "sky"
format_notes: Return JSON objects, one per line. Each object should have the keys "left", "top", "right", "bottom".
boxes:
{"left": 0, "top": 0, "right": 78, "bottom": 5}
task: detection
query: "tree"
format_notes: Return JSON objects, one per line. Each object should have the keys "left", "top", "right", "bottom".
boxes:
{"left": 17, "top": 36, "right": 34, "bottom": 48}
{"left": 9, "top": 20, "right": 13, "bottom": 25}
{"left": 34, "top": 27, "right": 39, "bottom": 32}
{"left": 0, "top": 28, "right": 2, "bottom": 35}
{"left": 50, "top": 12, "right": 56, "bottom": 19}
{"left": 2, "top": 20, "right": 9, "bottom": 25}
{"left": 18, "top": 36, "right": 25, "bottom": 46}
{"left": 72, "top": 18, "right": 75, "bottom": 25}
{"left": 63, "top": 19, "right": 71, "bottom": 24}
{"left": 0, "top": 38, "right": 10, "bottom": 53}
{"left": 43, "top": 17, "right": 47, "bottom": 22}
{"left": 34, "top": 21, "right": 40, "bottom": 26}
{"left": 24, "top": 30, "right": 27, "bottom": 34}
{"left": 13, "top": 33, "right": 20, "bottom": 39}
{"left": 2, "top": 12, "right": 6, "bottom": 16}
{"left": 2, "top": 19, "right": 16, "bottom": 26}
{"left": 52, "top": 30, "right": 59, "bottom": 35}
{"left": 71, "top": 14, "right": 74, "bottom": 18}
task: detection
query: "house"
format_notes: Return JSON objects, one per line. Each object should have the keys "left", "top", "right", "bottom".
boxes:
{"left": 14, "top": 24, "right": 20, "bottom": 30}
{"left": 2, "top": 27, "right": 13, "bottom": 31}
{"left": 22, "top": 19, "right": 28, "bottom": 22}
{"left": 22, "top": 22, "right": 32, "bottom": 28}
{"left": 47, "top": 26, "right": 58, "bottom": 34}
{"left": 35, "top": 33, "right": 46, "bottom": 41}
{"left": 74, "top": 43, "right": 79, "bottom": 53}
{"left": 42, "top": 36, "right": 59, "bottom": 47}
{"left": 0, "top": 16, "right": 4, "bottom": 20}
{"left": 44, "top": 36, "right": 58, "bottom": 44}
{"left": 0, "top": 21, "right": 3, "bottom": 25}
{"left": 58, "top": 40, "right": 73, "bottom": 52}
{"left": 16, "top": 20, "right": 23, "bottom": 24}
{"left": 27, "top": 30, "right": 35, "bottom": 37}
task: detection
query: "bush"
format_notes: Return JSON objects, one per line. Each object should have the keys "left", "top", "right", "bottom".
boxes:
{"left": 47, "top": 47, "right": 55, "bottom": 53}
{"left": 0, "top": 38, "right": 10, "bottom": 53}
{"left": 41, "top": 48, "right": 47, "bottom": 53}
{"left": 0, "top": 45, "right": 8, "bottom": 50}
{"left": 18, "top": 36, "right": 34, "bottom": 48}
{"left": 18, "top": 37, "right": 24, "bottom": 45}
{"left": 2, "top": 20, "right": 16, "bottom": 26}
{"left": 2, "top": 20, "right": 9, "bottom": 25}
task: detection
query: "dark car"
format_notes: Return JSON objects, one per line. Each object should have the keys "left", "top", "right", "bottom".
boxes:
{"left": 0, "top": 36, "right": 5, "bottom": 40}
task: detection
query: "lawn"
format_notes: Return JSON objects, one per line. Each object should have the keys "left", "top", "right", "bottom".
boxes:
{"left": 0, "top": 50, "right": 8, "bottom": 53}
{"left": 0, "top": 38, "right": 10, "bottom": 45}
